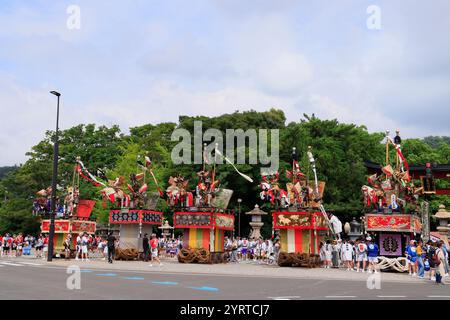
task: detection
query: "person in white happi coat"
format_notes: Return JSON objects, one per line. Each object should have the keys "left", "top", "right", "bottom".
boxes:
{"left": 341, "top": 240, "right": 354, "bottom": 271}
{"left": 323, "top": 240, "right": 333, "bottom": 268}
{"left": 331, "top": 240, "right": 341, "bottom": 268}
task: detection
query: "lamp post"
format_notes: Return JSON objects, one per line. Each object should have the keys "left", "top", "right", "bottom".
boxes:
{"left": 48, "top": 90, "right": 61, "bottom": 262}
{"left": 237, "top": 198, "right": 242, "bottom": 238}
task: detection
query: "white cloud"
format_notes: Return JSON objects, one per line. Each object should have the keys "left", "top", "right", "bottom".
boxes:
{"left": 0, "top": 75, "right": 57, "bottom": 165}
{"left": 252, "top": 52, "right": 313, "bottom": 96}
{"left": 1, "top": 0, "right": 449, "bottom": 166}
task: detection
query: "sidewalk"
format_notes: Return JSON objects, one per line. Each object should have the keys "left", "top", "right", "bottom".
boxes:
{"left": 15, "top": 253, "right": 429, "bottom": 284}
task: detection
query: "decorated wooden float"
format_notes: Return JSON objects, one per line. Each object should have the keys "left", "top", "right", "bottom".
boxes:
{"left": 34, "top": 158, "right": 98, "bottom": 258}
{"left": 76, "top": 155, "right": 164, "bottom": 260}
{"left": 261, "top": 146, "right": 341, "bottom": 267}
{"left": 105, "top": 156, "right": 164, "bottom": 260}
{"left": 361, "top": 130, "right": 423, "bottom": 272}
{"left": 40, "top": 199, "right": 97, "bottom": 257}
{"left": 109, "top": 208, "right": 163, "bottom": 260}
{"left": 172, "top": 143, "right": 244, "bottom": 264}
{"left": 174, "top": 209, "right": 234, "bottom": 264}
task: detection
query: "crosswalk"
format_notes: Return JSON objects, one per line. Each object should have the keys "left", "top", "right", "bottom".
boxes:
{"left": 0, "top": 260, "right": 43, "bottom": 267}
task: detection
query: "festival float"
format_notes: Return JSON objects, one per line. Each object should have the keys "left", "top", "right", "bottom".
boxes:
{"left": 174, "top": 144, "right": 244, "bottom": 264}
{"left": 262, "top": 146, "right": 342, "bottom": 268}
{"left": 361, "top": 130, "right": 423, "bottom": 272}
{"left": 105, "top": 156, "right": 164, "bottom": 260}
{"left": 34, "top": 158, "right": 96, "bottom": 258}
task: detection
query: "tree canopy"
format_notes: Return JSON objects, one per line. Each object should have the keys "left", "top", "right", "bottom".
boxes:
{"left": 1, "top": 110, "right": 449, "bottom": 238}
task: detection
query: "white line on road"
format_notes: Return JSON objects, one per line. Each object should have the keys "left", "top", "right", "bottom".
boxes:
{"left": 377, "top": 296, "right": 406, "bottom": 298}
{"left": 0, "top": 262, "right": 23, "bottom": 266}
{"left": 325, "top": 296, "right": 356, "bottom": 298}
{"left": 268, "top": 296, "right": 301, "bottom": 300}
{"left": 19, "top": 262, "right": 43, "bottom": 266}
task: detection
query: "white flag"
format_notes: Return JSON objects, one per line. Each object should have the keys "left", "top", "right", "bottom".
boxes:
{"left": 214, "top": 148, "right": 253, "bottom": 183}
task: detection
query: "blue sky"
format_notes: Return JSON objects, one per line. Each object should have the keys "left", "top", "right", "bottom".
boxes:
{"left": 0, "top": 0, "right": 449, "bottom": 165}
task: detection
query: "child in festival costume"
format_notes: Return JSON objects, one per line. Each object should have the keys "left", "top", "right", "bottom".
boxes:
{"left": 168, "top": 240, "right": 176, "bottom": 258}
{"left": 241, "top": 238, "right": 248, "bottom": 261}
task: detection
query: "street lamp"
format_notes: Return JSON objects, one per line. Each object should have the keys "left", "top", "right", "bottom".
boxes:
{"left": 237, "top": 198, "right": 242, "bottom": 237}
{"left": 48, "top": 90, "right": 61, "bottom": 262}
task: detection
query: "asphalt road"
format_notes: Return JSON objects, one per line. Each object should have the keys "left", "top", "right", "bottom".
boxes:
{"left": 0, "top": 260, "right": 449, "bottom": 300}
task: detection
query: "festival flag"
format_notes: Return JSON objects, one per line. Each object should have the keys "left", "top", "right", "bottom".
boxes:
{"left": 76, "top": 160, "right": 106, "bottom": 187}
{"left": 203, "top": 145, "right": 209, "bottom": 165}
{"left": 139, "top": 184, "right": 148, "bottom": 194}
{"left": 145, "top": 156, "right": 152, "bottom": 167}
{"left": 387, "top": 136, "right": 410, "bottom": 179}
{"left": 214, "top": 147, "right": 253, "bottom": 183}
{"left": 149, "top": 169, "right": 163, "bottom": 197}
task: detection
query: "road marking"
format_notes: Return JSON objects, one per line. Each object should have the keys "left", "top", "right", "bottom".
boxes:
{"left": 0, "top": 262, "right": 23, "bottom": 266}
{"left": 325, "top": 296, "right": 356, "bottom": 298}
{"left": 188, "top": 286, "right": 219, "bottom": 292}
{"left": 377, "top": 295, "right": 406, "bottom": 298}
{"left": 96, "top": 273, "right": 117, "bottom": 277}
{"left": 19, "top": 262, "right": 43, "bottom": 266}
{"left": 20, "top": 263, "right": 425, "bottom": 285}
{"left": 268, "top": 296, "right": 301, "bottom": 300}
{"left": 152, "top": 281, "right": 178, "bottom": 285}
{"left": 123, "top": 277, "right": 145, "bottom": 280}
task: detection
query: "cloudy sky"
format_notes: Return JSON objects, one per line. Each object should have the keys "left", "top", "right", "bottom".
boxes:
{"left": 0, "top": 0, "right": 449, "bottom": 165}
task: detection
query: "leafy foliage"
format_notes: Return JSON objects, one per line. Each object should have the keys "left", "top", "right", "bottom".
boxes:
{"left": 1, "top": 111, "right": 449, "bottom": 239}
